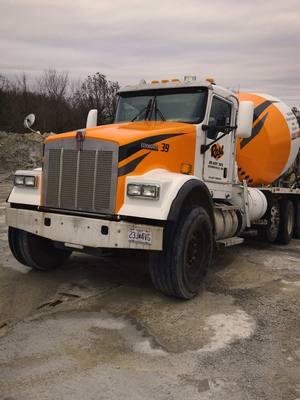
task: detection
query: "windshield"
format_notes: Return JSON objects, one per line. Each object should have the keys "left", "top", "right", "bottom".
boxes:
{"left": 115, "top": 87, "right": 208, "bottom": 124}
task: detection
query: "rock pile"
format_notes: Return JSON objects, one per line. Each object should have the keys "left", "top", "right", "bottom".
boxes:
{"left": 0, "top": 132, "right": 49, "bottom": 179}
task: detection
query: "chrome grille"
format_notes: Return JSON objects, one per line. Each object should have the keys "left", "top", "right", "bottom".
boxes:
{"left": 43, "top": 138, "right": 118, "bottom": 214}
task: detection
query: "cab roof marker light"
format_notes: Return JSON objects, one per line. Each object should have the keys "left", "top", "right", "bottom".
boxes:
{"left": 151, "top": 80, "right": 159, "bottom": 84}
{"left": 171, "top": 78, "right": 180, "bottom": 82}
{"left": 184, "top": 75, "right": 197, "bottom": 82}
{"left": 161, "top": 79, "right": 169, "bottom": 83}
{"left": 206, "top": 77, "right": 216, "bottom": 84}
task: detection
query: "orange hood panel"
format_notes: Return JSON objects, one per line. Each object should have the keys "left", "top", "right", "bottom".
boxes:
{"left": 45, "top": 121, "right": 195, "bottom": 146}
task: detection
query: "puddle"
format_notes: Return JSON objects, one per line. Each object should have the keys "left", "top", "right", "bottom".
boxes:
{"left": 0, "top": 307, "right": 257, "bottom": 366}
{"left": 0, "top": 311, "right": 167, "bottom": 365}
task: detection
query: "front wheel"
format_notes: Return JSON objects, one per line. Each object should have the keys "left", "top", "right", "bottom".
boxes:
{"left": 149, "top": 207, "right": 213, "bottom": 299}
{"left": 8, "top": 227, "right": 72, "bottom": 270}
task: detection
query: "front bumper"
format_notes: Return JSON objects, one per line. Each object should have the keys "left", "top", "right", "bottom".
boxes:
{"left": 5, "top": 207, "right": 163, "bottom": 251}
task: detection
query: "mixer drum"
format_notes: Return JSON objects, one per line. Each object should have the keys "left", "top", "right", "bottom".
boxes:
{"left": 236, "top": 93, "right": 300, "bottom": 186}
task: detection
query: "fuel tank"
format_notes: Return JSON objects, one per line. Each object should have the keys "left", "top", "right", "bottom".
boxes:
{"left": 236, "top": 93, "right": 300, "bottom": 186}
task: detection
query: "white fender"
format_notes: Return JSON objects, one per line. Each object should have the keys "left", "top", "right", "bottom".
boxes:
{"left": 119, "top": 169, "right": 200, "bottom": 220}
{"left": 7, "top": 169, "right": 41, "bottom": 206}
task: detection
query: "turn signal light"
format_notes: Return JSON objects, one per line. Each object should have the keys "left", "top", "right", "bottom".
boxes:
{"left": 180, "top": 163, "right": 192, "bottom": 175}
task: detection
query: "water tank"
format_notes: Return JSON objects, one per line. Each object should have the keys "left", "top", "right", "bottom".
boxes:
{"left": 236, "top": 93, "right": 300, "bottom": 185}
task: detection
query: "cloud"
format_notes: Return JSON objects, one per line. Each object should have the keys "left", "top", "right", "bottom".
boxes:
{"left": 1, "top": 0, "right": 299, "bottom": 104}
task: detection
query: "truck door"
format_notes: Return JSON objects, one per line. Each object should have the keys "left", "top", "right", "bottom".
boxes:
{"left": 203, "top": 96, "right": 234, "bottom": 184}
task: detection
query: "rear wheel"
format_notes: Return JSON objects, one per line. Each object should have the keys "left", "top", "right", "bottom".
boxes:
{"left": 277, "top": 199, "right": 294, "bottom": 245}
{"left": 8, "top": 228, "right": 72, "bottom": 270}
{"left": 257, "top": 197, "right": 280, "bottom": 243}
{"left": 149, "top": 207, "right": 213, "bottom": 299}
{"left": 293, "top": 201, "right": 300, "bottom": 239}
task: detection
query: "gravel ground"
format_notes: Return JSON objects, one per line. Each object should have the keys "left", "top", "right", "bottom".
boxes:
{"left": 0, "top": 180, "right": 299, "bottom": 400}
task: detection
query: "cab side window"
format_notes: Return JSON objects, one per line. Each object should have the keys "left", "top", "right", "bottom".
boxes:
{"left": 207, "top": 97, "right": 232, "bottom": 140}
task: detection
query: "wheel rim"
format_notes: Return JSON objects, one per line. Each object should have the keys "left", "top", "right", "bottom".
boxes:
{"left": 184, "top": 226, "right": 206, "bottom": 282}
{"left": 269, "top": 204, "right": 280, "bottom": 240}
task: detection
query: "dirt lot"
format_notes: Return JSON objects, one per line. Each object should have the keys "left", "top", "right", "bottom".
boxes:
{"left": 0, "top": 178, "right": 299, "bottom": 400}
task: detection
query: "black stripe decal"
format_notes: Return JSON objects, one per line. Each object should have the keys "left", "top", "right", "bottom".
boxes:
{"left": 119, "top": 133, "right": 183, "bottom": 162}
{"left": 118, "top": 152, "right": 151, "bottom": 176}
{"left": 253, "top": 100, "right": 276, "bottom": 122}
{"left": 240, "top": 100, "right": 277, "bottom": 149}
{"left": 240, "top": 113, "right": 268, "bottom": 149}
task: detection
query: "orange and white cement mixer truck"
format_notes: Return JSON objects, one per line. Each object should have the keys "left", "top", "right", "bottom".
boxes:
{"left": 5, "top": 77, "right": 300, "bottom": 299}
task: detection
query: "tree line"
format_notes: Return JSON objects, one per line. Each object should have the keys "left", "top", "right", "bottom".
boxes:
{"left": 0, "top": 70, "right": 120, "bottom": 133}
{"left": 1, "top": 70, "right": 299, "bottom": 134}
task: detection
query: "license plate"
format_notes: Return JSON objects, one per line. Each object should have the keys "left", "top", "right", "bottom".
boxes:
{"left": 128, "top": 228, "right": 152, "bottom": 244}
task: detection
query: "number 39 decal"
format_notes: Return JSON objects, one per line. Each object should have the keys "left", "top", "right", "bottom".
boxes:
{"left": 161, "top": 143, "right": 170, "bottom": 152}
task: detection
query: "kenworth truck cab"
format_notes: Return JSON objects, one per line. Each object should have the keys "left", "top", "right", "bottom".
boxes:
{"left": 6, "top": 77, "right": 300, "bottom": 299}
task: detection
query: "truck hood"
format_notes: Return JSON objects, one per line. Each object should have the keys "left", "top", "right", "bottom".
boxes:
{"left": 45, "top": 121, "right": 195, "bottom": 149}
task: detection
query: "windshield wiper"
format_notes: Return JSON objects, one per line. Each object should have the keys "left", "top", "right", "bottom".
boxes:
{"left": 131, "top": 99, "right": 153, "bottom": 122}
{"left": 153, "top": 97, "right": 166, "bottom": 121}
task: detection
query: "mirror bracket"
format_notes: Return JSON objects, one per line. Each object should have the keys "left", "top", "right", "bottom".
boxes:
{"left": 24, "top": 113, "right": 40, "bottom": 134}
{"left": 200, "top": 125, "right": 237, "bottom": 154}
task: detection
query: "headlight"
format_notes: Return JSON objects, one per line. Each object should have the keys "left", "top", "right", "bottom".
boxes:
{"left": 14, "top": 175, "right": 25, "bottom": 186}
{"left": 127, "top": 184, "right": 143, "bottom": 197}
{"left": 14, "top": 175, "right": 37, "bottom": 187}
{"left": 127, "top": 183, "right": 160, "bottom": 199}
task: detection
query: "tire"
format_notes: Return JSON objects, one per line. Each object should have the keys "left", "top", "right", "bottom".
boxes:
{"left": 149, "top": 207, "right": 213, "bottom": 299}
{"left": 293, "top": 201, "right": 300, "bottom": 239}
{"left": 8, "top": 227, "right": 28, "bottom": 266}
{"left": 9, "top": 228, "right": 71, "bottom": 270}
{"left": 277, "top": 199, "right": 294, "bottom": 245}
{"left": 257, "top": 197, "right": 280, "bottom": 243}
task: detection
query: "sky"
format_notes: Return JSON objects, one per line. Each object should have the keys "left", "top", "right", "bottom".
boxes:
{"left": 1, "top": 0, "right": 300, "bottom": 105}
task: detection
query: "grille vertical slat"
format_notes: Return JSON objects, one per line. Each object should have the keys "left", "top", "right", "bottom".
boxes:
{"left": 60, "top": 150, "right": 78, "bottom": 209}
{"left": 77, "top": 151, "right": 96, "bottom": 210}
{"left": 44, "top": 140, "right": 117, "bottom": 214}
{"left": 95, "top": 151, "right": 113, "bottom": 210}
{"left": 46, "top": 149, "right": 61, "bottom": 207}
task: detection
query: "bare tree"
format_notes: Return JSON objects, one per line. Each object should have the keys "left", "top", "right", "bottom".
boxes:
{"left": 72, "top": 72, "right": 120, "bottom": 124}
{"left": 38, "top": 69, "right": 69, "bottom": 101}
{"left": 0, "top": 74, "right": 10, "bottom": 92}
{"left": 16, "top": 73, "right": 29, "bottom": 95}
{"left": 0, "top": 71, "right": 120, "bottom": 132}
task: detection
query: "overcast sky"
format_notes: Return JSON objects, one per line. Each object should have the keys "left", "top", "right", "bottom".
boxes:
{"left": 1, "top": 0, "right": 299, "bottom": 105}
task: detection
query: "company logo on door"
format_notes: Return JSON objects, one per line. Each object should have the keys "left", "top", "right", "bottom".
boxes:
{"left": 211, "top": 143, "right": 224, "bottom": 160}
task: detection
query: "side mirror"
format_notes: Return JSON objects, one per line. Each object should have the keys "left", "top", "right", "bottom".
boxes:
{"left": 24, "top": 113, "right": 36, "bottom": 129}
{"left": 86, "top": 109, "right": 98, "bottom": 128}
{"left": 236, "top": 101, "right": 254, "bottom": 138}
